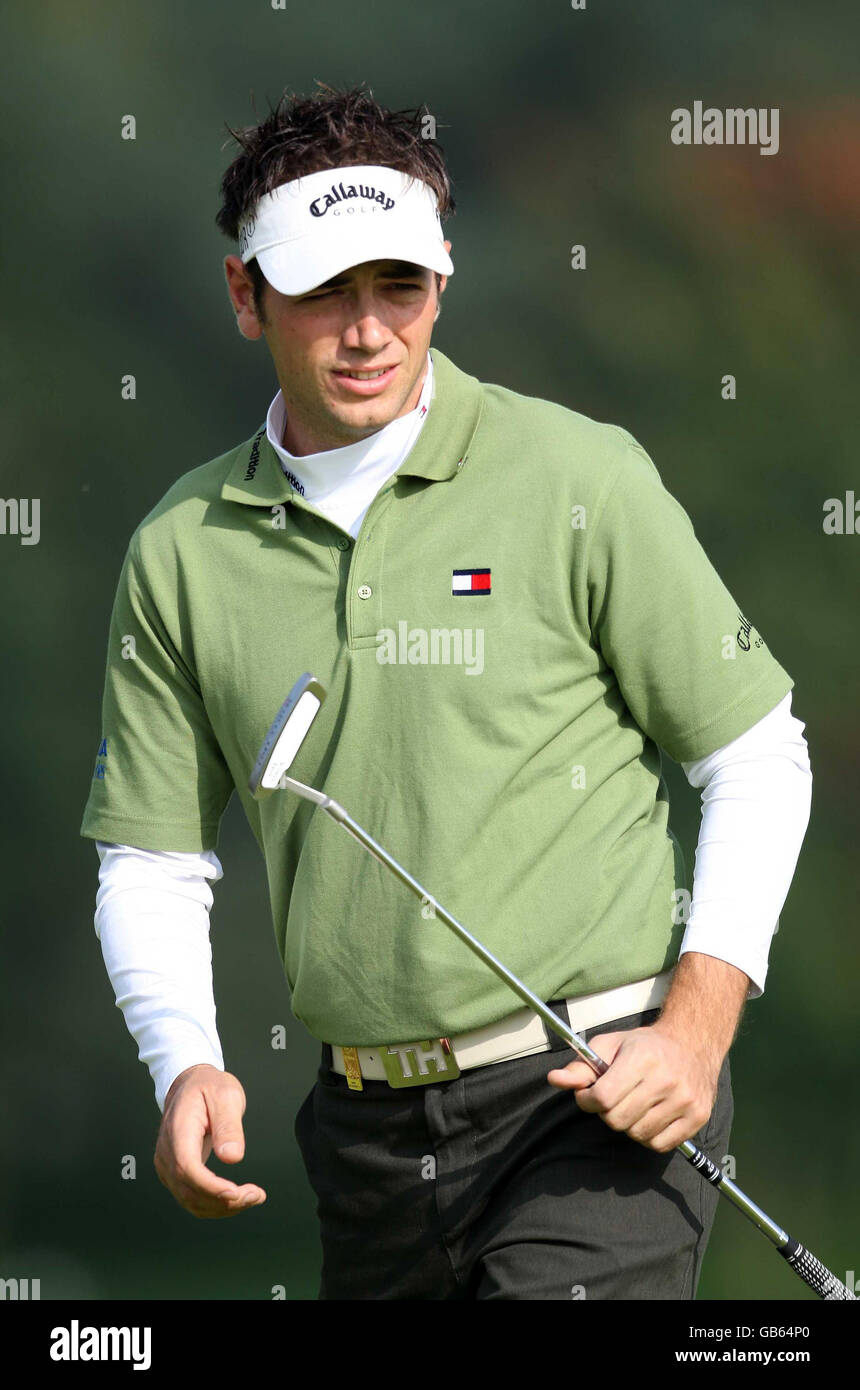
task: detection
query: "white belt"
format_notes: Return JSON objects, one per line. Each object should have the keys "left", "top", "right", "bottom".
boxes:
{"left": 329, "top": 969, "right": 674, "bottom": 1083}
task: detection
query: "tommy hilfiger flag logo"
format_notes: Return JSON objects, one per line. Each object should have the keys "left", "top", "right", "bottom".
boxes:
{"left": 452, "top": 568, "right": 491, "bottom": 596}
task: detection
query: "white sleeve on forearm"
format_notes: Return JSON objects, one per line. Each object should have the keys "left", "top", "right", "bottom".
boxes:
{"left": 94, "top": 841, "right": 226, "bottom": 1113}
{"left": 678, "top": 692, "right": 812, "bottom": 998}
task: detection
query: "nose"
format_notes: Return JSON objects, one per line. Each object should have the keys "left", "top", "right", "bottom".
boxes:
{"left": 340, "top": 290, "right": 393, "bottom": 353}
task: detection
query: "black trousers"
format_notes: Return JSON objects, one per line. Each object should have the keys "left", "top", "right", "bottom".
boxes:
{"left": 294, "top": 1005, "right": 734, "bottom": 1300}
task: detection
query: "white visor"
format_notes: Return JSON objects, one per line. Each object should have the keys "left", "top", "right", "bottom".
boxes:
{"left": 237, "top": 164, "right": 453, "bottom": 295}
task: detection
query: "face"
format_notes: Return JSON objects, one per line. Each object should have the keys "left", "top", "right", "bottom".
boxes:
{"left": 223, "top": 250, "right": 450, "bottom": 456}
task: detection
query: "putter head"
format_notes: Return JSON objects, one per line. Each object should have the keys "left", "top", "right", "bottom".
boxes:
{"left": 249, "top": 673, "right": 326, "bottom": 799}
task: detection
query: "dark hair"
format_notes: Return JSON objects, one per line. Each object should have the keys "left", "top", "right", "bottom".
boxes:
{"left": 216, "top": 82, "right": 455, "bottom": 320}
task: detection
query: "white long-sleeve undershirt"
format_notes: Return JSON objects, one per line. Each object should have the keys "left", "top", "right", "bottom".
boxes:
{"left": 677, "top": 692, "right": 812, "bottom": 990}
{"left": 93, "top": 691, "right": 811, "bottom": 1112}
{"left": 94, "top": 843, "right": 225, "bottom": 1113}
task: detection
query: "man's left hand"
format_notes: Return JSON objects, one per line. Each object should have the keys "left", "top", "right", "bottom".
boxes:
{"left": 546, "top": 1021, "right": 722, "bottom": 1153}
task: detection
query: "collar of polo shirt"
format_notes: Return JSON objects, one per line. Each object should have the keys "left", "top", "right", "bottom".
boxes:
{"left": 221, "top": 349, "right": 484, "bottom": 508}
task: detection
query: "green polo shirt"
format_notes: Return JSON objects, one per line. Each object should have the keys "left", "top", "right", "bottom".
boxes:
{"left": 80, "top": 347, "right": 793, "bottom": 1045}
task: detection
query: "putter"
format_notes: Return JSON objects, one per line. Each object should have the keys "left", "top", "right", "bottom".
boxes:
{"left": 250, "top": 672, "right": 856, "bottom": 1302}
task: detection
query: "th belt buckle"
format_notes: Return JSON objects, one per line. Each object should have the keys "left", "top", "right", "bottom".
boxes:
{"left": 380, "top": 1036, "right": 461, "bottom": 1088}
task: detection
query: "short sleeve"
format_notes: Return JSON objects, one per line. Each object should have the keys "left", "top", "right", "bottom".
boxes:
{"left": 586, "top": 434, "right": 794, "bottom": 763}
{"left": 80, "top": 537, "right": 234, "bottom": 852}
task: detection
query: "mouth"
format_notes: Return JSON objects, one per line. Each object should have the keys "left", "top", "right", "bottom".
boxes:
{"left": 331, "top": 364, "right": 398, "bottom": 396}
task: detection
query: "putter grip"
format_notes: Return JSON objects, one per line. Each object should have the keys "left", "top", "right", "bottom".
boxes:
{"left": 779, "top": 1237, "right": 856, "bottom": 1300}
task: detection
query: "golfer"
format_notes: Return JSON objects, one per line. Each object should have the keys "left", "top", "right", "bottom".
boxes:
{"left": 81, "top": 84, "right": 812, "bottom": 1300}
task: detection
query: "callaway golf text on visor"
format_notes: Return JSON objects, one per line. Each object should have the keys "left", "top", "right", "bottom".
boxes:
{"left": 238, "top": 164, "right": 455, "bottom": 296}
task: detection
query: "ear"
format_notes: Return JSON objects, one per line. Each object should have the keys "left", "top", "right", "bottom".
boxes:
{"left": 434, "top": 244, "right": 451, "bottom": 322}
{"left": 224, "top": 255, "right": 266, "bottom": 341}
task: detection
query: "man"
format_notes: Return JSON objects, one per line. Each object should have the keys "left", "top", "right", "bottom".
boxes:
{"left": 81, "top": 84, "right": 812, "bottom": 1299}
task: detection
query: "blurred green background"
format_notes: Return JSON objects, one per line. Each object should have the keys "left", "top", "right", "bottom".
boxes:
{"left": 1, "top": 0, "right": 858, "bottom": 1301}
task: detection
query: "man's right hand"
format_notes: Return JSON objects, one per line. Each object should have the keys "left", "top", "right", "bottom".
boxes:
{"left": 154, "top": 1063, "right": 267, "bottom": 1219}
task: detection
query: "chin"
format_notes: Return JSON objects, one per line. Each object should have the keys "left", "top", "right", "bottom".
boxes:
{"left": 346, "top": 403, "right": 397, "bottom": 428}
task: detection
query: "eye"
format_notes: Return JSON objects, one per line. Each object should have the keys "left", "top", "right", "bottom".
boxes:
{"left": 302, "top": 280, "right": 423, "bottom": 301}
